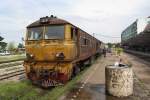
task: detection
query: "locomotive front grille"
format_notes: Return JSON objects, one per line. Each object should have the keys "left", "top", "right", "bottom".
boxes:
{"left": 41, "top": 79, "right": 63, "bottom": 87}
{"left": 39, "top": 69, "right": 58, "bottom": 79}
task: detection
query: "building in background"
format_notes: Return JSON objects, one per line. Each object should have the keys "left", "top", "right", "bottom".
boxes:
{"left": 121, "top": 16, "right": 150, "bottom": 52}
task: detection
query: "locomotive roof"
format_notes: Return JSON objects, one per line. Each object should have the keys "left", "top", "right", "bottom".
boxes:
{"left": 27, "top": 15, "right": 102, "bottom": 43}
{"left": 27, "top": 16, "right": 70, "bottom": 28}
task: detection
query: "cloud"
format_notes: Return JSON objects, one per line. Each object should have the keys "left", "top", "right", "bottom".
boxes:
{"left": 0, "top": 0, "right": 149, "bottom": 43}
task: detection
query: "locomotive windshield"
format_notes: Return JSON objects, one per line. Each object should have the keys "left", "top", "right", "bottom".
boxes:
{"left": 27, "top": 25, "right": 64, "bottom": 40}
{"left": 27, "top": 27, "right": 43, "bottom": 40}
{"left": 45, "top": 25, "right": 64, "bottom": 39}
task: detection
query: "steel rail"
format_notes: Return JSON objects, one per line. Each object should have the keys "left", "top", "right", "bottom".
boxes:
{"left": 0, "top": 61, "right": 23, "bottom": 69}
{"left": 0, "top": 69, "right": 25, "bottom": 81}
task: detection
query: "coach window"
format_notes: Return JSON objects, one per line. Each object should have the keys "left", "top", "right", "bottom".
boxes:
{"left": 81, "top": 37, "right": 84, "bottom": 45}
{"left": 96, "top": 42, "right": 99, "bottom": 50}
{"left": 84, "top": 38, "right": 86, "bottom": 45}
{"left": 83, "top": 38, "right": 88, "bottom": 45}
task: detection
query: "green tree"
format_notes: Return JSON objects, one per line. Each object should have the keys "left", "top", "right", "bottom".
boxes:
{"left": 116, "top": 47, "right": 123, "bottom": 56}
{"left": 18, "top": 43, "right": 24, "bottom": 48}
{"left": 0, "top": 36, "right": 7, "bottom": 51}
{"left": 7, "top": 42, "right": 16, "bottom": 51}
{"left": 115, "top": 43, "right": 121, "bottom": 48}
{"left": 107, "top": 43, "right": 113, "bottom": 48}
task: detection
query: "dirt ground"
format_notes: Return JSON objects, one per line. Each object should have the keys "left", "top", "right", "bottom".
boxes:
{"left": 122, "top": 53, "right": 150, "bottom": 90}
{"left": 59, "top": 53, "right": 150, "bottom": 100}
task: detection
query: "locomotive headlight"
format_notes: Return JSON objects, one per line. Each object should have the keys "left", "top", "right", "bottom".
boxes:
{"left": 30, "top": 54, "right": 34, "bottom": 57}
{"left": 26, "top": 53, "right": 34, "bottom": 59}
{"left": 55, "top": 52, "right": 65, "bottom": 59}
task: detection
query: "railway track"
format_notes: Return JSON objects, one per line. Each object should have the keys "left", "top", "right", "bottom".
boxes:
{"left": 0, "top": 61, "right": 23, "bottom": 69}
{"left": 124, "top": 50, "right": 150, "bottom": 62}
{"left": 0, "top": 63, "right": 26, "bottom": 81}
{"left": 0, "top": 69, "right": 25, "bottom": 81}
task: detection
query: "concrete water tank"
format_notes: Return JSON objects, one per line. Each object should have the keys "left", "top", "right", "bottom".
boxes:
{"left": 105, "top": 65, "right": 133, "bottom": 97}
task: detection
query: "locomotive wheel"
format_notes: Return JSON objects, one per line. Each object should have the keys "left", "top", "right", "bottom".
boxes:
{"left": 73, "top": 66, "right": 80, "bottom": 76}
{"left": 68, "top": 68, "right": 73, "bottom": 80}
{"left": 80, "top": 63, "right": 84, "bottom": 70}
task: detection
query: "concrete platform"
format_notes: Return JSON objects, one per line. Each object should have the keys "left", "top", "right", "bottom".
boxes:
{"left": 59, "top": 53, "right": 150, "bottom": 100}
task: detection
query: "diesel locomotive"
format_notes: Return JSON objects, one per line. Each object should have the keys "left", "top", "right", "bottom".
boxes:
{"left": 24, "top": 15, "right": 104, "bottom": 87}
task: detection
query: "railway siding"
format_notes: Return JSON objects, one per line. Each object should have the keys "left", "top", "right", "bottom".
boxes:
{"left": 0, "top": 61, "right": 23, "bottom": 69}
{"left": 0, "top": 64, "right": 25, "bottom": 81}
{"left": 0, "top": 65, "right": 24, "bottom": 75}
{"left": 0, "top": 70, "right": 25, "bottom": 81}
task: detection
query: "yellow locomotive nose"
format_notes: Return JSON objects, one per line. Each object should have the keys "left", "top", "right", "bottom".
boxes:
{"left": 25, "top": 42, "right": 76, "bottom": 61}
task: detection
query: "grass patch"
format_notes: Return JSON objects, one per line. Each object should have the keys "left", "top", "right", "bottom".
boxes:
{"left": 0, "top": 68, "right": 88, "bottom": 100}
{"left": 0, "top": 54, "right": 26, "bottom": 63}
{"left": 0, "top": 80, "right": 40, "bottom": 100}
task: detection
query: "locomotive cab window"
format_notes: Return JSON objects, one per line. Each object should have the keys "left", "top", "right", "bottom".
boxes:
{"left": 27, "top": 27, "right": 43, "bottom": 40}
{"left": 71, "top": 27, "right": 77, "bottom": 41}
{"left": 45, "top": 25, "right": 64, "bottom": 39}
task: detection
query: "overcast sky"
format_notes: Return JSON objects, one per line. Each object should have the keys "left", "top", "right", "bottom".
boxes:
{"left": 0, "top": 0, "right": 149, "bottom": 43}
